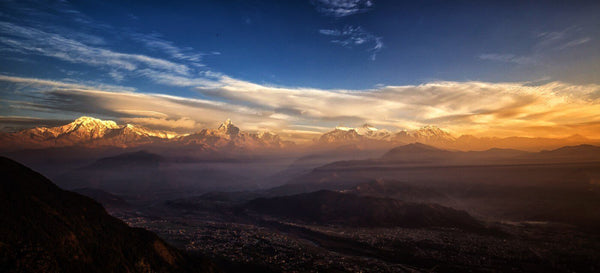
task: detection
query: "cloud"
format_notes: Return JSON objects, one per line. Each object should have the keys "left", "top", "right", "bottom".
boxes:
{"left": 0, "top": 116, "right": 72, "bottom": 132}
{"left": 537, "top": 28, "right": 591, "bottom": 51}
{"left": 0, "top": 75, "right": 135, "bottom": 92}
{"left": 319, "top": 26, "right": 383, "bottom": 60}
{"left": 0, "top": 75, "right": 286, "bottom": 133}
{"left": 132, "top": 33, "right": 214, "bottom": 66}
{"left": 557, "top": 37, "right": 591, "bottom": 50}
{"left": 0, "top": 22, "right": 190, "bottom": 75}
{"left": 0, "top": 21, "right": 225, "bottom": 89}
{"left": 312, "top": 0, "right": 373, "bottom": 17}
{"left": 478, "top": 53, "right": 535, "bottom": 65}
{"left": 122, "top": 117, "right": 197, "bottom": 131}
{"left": 480, "top": 27, "right": 592, "bottom": 66}
{"left": 2, "top": 74, "right": 600, "bottom": 139}
{"left": 196, "top": 77, "right": 600, "bottom": 138}
{"left": 0, "top": 1, "right": 224, "bottom": 89}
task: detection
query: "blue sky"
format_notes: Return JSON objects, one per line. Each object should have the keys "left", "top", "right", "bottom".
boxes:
{"left": 1, "top": 0, "right": 600, "bottom": 139}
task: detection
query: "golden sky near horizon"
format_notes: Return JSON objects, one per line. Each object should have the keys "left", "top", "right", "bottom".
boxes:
{"left": 1, "top": 75, "right": 600, "bottom": 141}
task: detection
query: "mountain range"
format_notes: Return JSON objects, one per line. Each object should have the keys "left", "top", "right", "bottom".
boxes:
{"left": 0, "top": 117, "right": 291, "bottom": 151}
{"left": 1, "top": 116, "right": 597, "bottom": 151}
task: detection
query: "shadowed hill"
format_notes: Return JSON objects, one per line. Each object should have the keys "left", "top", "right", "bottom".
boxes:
{"left": 0, "top": 157, "right": 218, "bottom": 273}
{"left": 90, "top": 150, "right": 166, "bottom": 168}
{"left": 380, "top": 142, "right": 453, "bottom": 163}
{"left": 346, "top": 179, "right": 449, "bottom": 203}
{"left": 245, "top": 190, "right": 483, "bottom": 230}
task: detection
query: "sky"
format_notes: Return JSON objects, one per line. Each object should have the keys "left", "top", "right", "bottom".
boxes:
{"left": 0, "top": 0, "right": 599, "bottom": 140}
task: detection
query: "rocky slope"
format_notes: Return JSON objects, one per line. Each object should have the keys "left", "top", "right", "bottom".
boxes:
{"left": 0, "top": 156, "right": 218, "bottom": 273}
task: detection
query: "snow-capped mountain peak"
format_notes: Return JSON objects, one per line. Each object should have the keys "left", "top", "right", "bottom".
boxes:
{"left": 319, "top": 124, "right": 392, "bottom": 144}
{"left": 394, "top": 125, "right": 456, "bottom": 143}
{"left": 72, "top": 116, "right": 119, "bottom": 128}
{"left": 217, "top": 118, "right": 240, "bottom": 136}
{"left": 49, "top": 116, "right": 121, "bottom": 140}
{"left": 0, "top": 116, "right": 179, "bottom": 149}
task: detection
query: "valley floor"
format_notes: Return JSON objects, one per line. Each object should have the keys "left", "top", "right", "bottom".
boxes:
{"left": 117, "top": 210, "right": 600, "bottom": 273}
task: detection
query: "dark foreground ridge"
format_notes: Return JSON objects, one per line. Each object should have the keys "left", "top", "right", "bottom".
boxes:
{"left": 0, "top": 156, "right": 218, "bottom": 273}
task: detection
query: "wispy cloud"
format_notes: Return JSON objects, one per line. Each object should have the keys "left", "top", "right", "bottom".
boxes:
{"left": 0, "top": 21, "right": 226, "bottom": 88}
{"left": 0, "top": 75, "right": 135, "bottom": 92}
{"left": 319, "top": 26, "right": 383, "bottom": 60}
{"left": 478, "top": 53, "right": 535, "bottom": 65}
{"left": 132, "top": 33, "right": 215, "bottom": 67}
{"left": 0, "top": 22, "right": 191, "bottom": 74}
{"left": 480, "top": 27, "right": 592, "bottom": 65}
{"left": 556, "top": 37, "right": 591, "bottom": 50}
{"left": 537, "top": 27, "right": 591, "bottom": 51}
{"left": 312, "top": 0, "right": 373, "bottom": 17}
{"left": 0, "top": 0, "right": 223, "bottom": 89}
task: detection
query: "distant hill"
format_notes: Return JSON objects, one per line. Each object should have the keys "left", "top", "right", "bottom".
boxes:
{"left": 87, "top": 150, "right": 167, "bottom": 168}
{"left": 380, "top": 142, "right": 454, "bottom": 163}
{"left": 0, "top": 157, "right": 218, "bottom": 273}
{"left": 245, "top": 190, "right": 483, "bottom": 230}
{"left": 58, "top": 150, "right": 254, "bottom": 195}
{"left": 58, "top": 150, "right": 171, "bottom": 193}
{"left": 271, "top": 143, "right": 600, "bottom": 229}
{"left": 346, "top": 179, "right": 448, "bottom": 203}
{"left": 533, "top": 144, "right": 600, "bottom": 162}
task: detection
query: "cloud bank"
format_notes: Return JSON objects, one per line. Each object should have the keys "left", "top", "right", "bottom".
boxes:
{"left": 2, "top": 75, "right": 600, "bottom": 140}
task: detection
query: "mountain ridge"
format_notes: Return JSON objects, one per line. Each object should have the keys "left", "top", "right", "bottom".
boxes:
{"left": 1, "top": 116, "right": 598, "bottom": 152}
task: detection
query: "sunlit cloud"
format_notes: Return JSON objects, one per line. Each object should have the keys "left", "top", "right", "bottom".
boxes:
{"left": 197, "top": 78, "right": 600, "bottom": 138}
{"left": 2, "top": 74, "right": 600, "bottom": 139}
{"left": 0, "top": 75, "right": 287, "bottom": 133}
{"left": 122, "top": 117, "right": 197, "bottom": 131}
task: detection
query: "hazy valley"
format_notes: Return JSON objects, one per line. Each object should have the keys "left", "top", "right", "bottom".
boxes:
{"left": 2, "top": 117, "right": 600, "bottom": 272}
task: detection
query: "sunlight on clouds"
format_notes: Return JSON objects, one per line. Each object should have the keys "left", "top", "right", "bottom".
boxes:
{"left": 122, "top": 117, "right": 197, "bottom": 130}
{"left": 1, "top": 75, "right": 600, "bottom": 139}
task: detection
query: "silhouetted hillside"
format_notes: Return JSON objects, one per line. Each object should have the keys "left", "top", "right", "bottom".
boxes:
{"left": 245, "top": 190, "right": 483, "bottom": 230}
{"left": 533, "top": 144, "right": 600, "bottom": 162}
{"left": 0, "top": 157, "right": 218, "bottom": 273}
